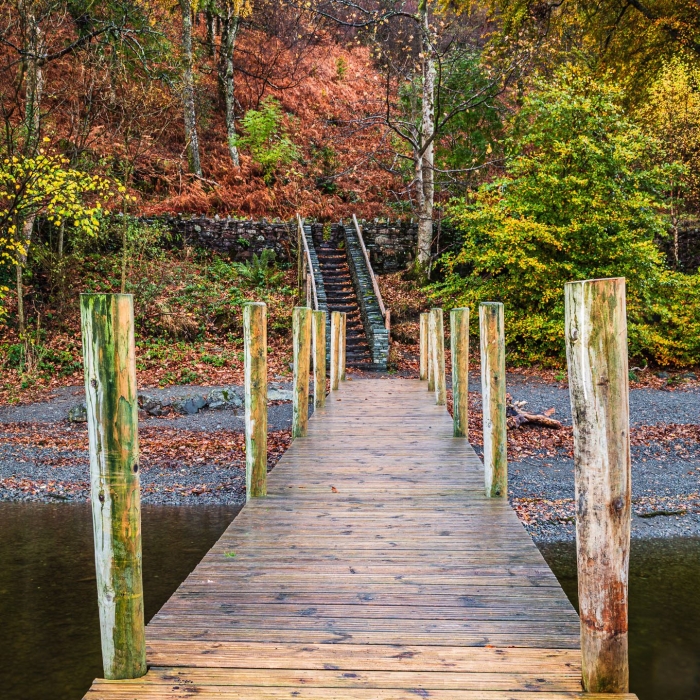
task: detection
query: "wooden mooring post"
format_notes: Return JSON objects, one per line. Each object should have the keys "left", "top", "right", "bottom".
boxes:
{"left": 80, "top": 293, "right": 146, "bottom": 680}
{"left": 293, "top": 306, "right": 312, "bottom": 437}
{"left": 565, "top": 277, "right": 631, "bottom": 693}
{"left": 330, "top": 310, "right": 341, "bottom": 391}
{"left": 430, "top": 308, "right": 446, "bottom": 405}
{"left": 312, "top": 310, "right": 326, "bottom": 408}
{"left": 479, "top": 302, "right": 507, "bottom": 497}
{"left": 450, "top": 307, "right": 469, "bottom": 438}
{"left": 419, "top": 312, "right": 429, "bottom": 381}
{"left": 244, "top": 302, "right": 267, "bottom": 498}
{"left": 339, "top": 311, "right": 347, "bottom": 381}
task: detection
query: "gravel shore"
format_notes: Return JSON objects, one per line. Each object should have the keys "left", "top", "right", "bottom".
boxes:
{"left": 1, "top": 374, "right": 698, "bottom": 542}
{"left": 483, "top": 373, "right": 700, "bottom": 543}
{"left": 0, "top": 383, "right": 300, "bottom": 506}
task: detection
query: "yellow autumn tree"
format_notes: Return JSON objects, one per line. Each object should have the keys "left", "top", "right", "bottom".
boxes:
{"left": 0, "top": 150, "right": 113, "bottom": 328}
{"left": 637, "top": 58, "right": 700, "bottom": 267}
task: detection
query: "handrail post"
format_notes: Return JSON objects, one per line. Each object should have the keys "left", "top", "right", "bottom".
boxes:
{"left": 312, "top": 310, "right": 326, "bottom": 408}
{"left": 296, "top": 216, "right": 303, "bottom": 293}
{"left": 339, "top": 311, "right": 347, "bottom": 381}
{"left": 429, "top": 308, "right": 446, "bottom": 405}
{"left": 419, "top": 312, "right": 429, "bottom": 381}
{"left": 565, "top": 277, "right": 630, "bottom": 693}
{"left": 293, "top": 306, "right": 312, "bottom": 437}
{"left": 244, "top": 302, "right": 267, "bottom": 498}
{"left": 479, "top": 302, "right": 507, "bottom": 497}
{"left": 297, "top": 213, "right": 318, "bottom": 310}
{"left": 80, "top": 293, "right": 146, "bottom": 680}
{"left": 330, "top": 310, "right": 341, "bottom": 391}
{"left": 451, "top": 307, "right": 469, "bottom": 438}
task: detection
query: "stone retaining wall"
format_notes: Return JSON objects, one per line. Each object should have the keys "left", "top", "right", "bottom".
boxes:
{"left": 146, "top": 215, "right": 422, "bottom": 271}
{"left": 353, "top": 220, "right": 418, "bottom": 273}
{"left": 142, "top": 215, "right": 296, "bottom": 262}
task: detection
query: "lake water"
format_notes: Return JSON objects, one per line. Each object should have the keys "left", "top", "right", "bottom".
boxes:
{"left": 0, "top": 503, "right": 698, "bottom": 700}
{"left": 0, "top": 503, "right": 240, "bottom": 700}
{"left": 540, "top": 538, "right": 700, "bottom": 700}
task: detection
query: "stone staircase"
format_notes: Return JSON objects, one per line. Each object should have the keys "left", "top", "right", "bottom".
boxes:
{"left": 312, "top": 226, "right": 373, "bottom": 368}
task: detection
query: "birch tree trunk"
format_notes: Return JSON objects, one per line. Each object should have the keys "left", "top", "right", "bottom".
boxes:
{"left": 179, "top": 0, "right": 202, "bottom": 176}
{"left": 15, "top": 1, "right": 45, "bottom": 335}
{"left": 415, "top": 0, "right": 435, "bottom": 277}
{"left": 22, "top": 1, "right": 44, "bottom": 156}
{"left": 219, "top": 6, "right": 241, "bottom": 167}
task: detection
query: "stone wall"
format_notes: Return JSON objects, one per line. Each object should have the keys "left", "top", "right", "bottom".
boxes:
{"left": 354, "top": 220, "right": 418, "bottom": 273}
{"left": 143, "top": 215, "right": 296, "bottom": 262}
{"left": 146, "top": 215, "right": 424, "bottom": 272}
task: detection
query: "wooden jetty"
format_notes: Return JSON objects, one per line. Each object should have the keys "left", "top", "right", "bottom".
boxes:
{"left": 83, "top": 377, "right": 637, "bottom": 699}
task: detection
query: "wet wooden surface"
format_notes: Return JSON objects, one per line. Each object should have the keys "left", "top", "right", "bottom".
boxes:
{"left": 83, "top": 377, "right": 638, "bottom": 699}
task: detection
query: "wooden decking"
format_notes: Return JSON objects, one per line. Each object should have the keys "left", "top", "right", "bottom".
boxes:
{"left": 84, "top": 377, "right": 637, "bottom": 699}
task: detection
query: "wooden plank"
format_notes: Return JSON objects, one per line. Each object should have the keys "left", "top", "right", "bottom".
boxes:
{"left": 144, "top": 641, "right": 582, "bottom": 672}
{"left": 86, "top": 686, "right": 637, "bottom": 700}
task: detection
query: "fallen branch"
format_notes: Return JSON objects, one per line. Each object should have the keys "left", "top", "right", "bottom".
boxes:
{"left": 506, "top": 394, "right": 562, "bottom": 430}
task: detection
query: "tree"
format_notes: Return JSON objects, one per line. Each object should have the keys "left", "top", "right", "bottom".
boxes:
{"left": 432, "top": 66, "right": 685, "bottom": 364}
{"left": 299, "top": 0, "right": 516, "bottom": 278}
{"left": 236, "top": 96, "right": 298, "bottom": 182}
{"left": 637, "top": 57, "right": 700, "bottom": 265}
{"left": 213, "top": 0, "right": 253, "bottom": 167}
{"left": 0, "top": 152, "right": 113, "bottom": 330}
{"left": 178, "top": 0, "right": 203, "bottom": 176}
{"left": 479, "top": 0, "right": 700, "bottom": 96}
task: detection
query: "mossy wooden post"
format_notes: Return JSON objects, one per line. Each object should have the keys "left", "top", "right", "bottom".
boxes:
{"left": 427, "top": 316, "right": 435, "bottom": 392}
{"left": 479, "top": 302, "right": 507, "bottom": 497}
{"left": 430, "top": 308, "right": 446, "bottom": 405}
{"left": 80, "top": 293, "right": 146, "bottom": 681}
{"left": 339, "top": 311, "right": 347, "bottom": 381}
{"left": 451, "top": 307, "right": 469, "bottom": 438}
{"left": 244, "top": 302, "right": 267, "bottom": 499}
{"left": 312, "top": 310, "right": 326, "bottom": 408}
{"left": 293, "top": 306, "right": 312, "bottom": 437}
{"left": 330, "top": 311, "right": 341, "bottom": 391}
{"left": 419, "top": 312, "right": 429, "bottom": 381}
{"left": 565, "top": 277, "right": 631, "bottom": 693}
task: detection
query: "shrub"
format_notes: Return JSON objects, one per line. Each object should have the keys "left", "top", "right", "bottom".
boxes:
{"left": 431, "top": 66, "right": 698, "bottom": 367}
{"left": 233, "top": 249, "right": 284, "bottom": 288}
{"left": 235, "top": 97, "right": 298, "bottom": 183}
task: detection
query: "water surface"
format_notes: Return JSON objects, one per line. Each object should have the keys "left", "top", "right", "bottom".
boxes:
{"left": 0, "top": 503, "right": 239, "bottom": 700}
{"left": 540, "top": 538, "right": 700, "bottom": 700}
{"left": 1, "top": 504, "right": 698, "bottom": 700}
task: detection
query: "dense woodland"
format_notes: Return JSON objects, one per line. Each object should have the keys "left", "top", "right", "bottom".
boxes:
{"left": 1, "top": 0, "right": 699, "bottom": 399}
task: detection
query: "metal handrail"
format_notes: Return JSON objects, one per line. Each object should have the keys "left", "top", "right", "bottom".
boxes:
{"left": 352, "top": 214, "right": 386, "bottom": 319}
{"left": 297, "top": 213, "right": 318, "bottom": 311}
